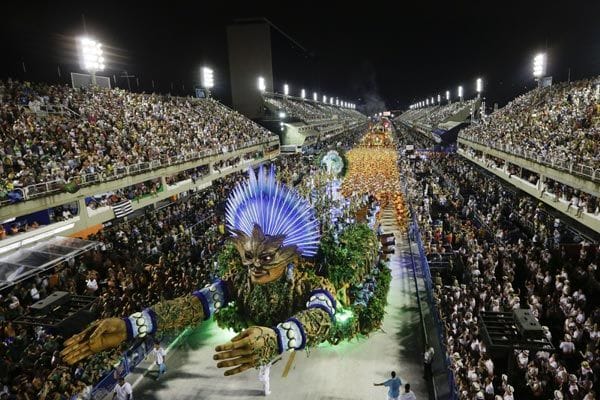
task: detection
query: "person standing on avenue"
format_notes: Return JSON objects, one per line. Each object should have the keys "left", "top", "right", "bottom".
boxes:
{"left": 150, "top": 341, "right": 167, "bottom": 380}
{"left": 258, "top": 362, "right": 271, "bottom": 396}
{"left": 374, "top": 371, "right": 402, "bottom": 400}
{"left": 112, "top": 377, "right": 132, "bottom": 400}
{"left": 423, "top": 346, "right": 434, "bottom": 379}
{"left": 400, "top": 383, "right": 417, "bottom": 400}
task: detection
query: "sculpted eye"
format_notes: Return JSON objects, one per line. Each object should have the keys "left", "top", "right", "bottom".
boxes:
{"left": 261, "top": 254, "right": 273, "bottom": 262}
{"left": 244, "top": 251, "right": 253, "bottom": 259}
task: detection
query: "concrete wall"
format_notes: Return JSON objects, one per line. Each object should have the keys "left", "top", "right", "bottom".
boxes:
{"left": 0, "top": 140, "right": 278, "bottom": 221}
{"left": 227, "top": 22, "right": 273, "bottom": 119}
{"left": 458, "top": 137, "right": 600, "bottom": 197}
{"left": 458, "top": 149, "right": 600, "bottom": 234}
{"left": 1, "top": 153, "right": 279, "bottom": 250}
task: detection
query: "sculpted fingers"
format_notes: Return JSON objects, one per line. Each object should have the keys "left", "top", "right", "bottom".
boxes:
{"left": 213, "top": 348, "right": 253, "bottom": 361}
{"left": 223, "top": 362, "right": 254, "bottom": 376}
{"left": 216, "top": 355, "right": 258, "bottom": 369}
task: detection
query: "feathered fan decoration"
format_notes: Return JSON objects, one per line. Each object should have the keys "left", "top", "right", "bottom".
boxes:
{"left": 225, "top": 165, "right": 320, "bottom": 257}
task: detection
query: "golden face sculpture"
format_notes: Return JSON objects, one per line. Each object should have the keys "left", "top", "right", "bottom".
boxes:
{"left": 231, "top": 224, "right": 299, "bottom": 284}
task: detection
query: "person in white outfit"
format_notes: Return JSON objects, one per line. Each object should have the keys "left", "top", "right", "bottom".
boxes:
{"left": 113, "top": 377, "right": 132, "bottom": 400}
{"left": 258, "top": 363, "right": 271, "bottom": 396}
{"left": 400, "top": 383, "right": 417, "bottom": 400}
{"left": 149, "top": 341, "right": 167, "bottom": 380}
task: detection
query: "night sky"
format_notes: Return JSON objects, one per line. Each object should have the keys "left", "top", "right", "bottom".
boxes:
{"left": 2, "top": 1, "right": 600, "bottom": 112}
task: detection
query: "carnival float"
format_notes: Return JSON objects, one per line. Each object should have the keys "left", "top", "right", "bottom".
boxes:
{"left": 61, "top": 125, "right": 408, "bottom": 378}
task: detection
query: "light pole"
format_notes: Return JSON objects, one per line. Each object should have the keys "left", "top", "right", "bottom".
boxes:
{"left": 201, "top": 67, "right": 214, "bottom": 97}
{"left": 458, "top": 85, "right": 463, "bottom": 102}
{"left": 284, "top": 84, "right": 289, "bottom": 96}
{"left": 258, "top": 76, "right": 266, "bottom": 92}
{"left": 476, "top": 78, "right": 483, "bottom": 98}
{"left": 301, "top": 89, "right": 306, "bottom": 99}
{"left": 533, "top": 53, "right": 547, "bottom": 87}
{"left": 79, "top": 37, "right": 105, "bottom": 85}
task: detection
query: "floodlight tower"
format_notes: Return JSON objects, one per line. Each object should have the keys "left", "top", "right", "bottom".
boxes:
{"left": 201, "top": 67, "right": 214, "bottom": 97}
{"left": 476, "top": 77, "right": 485, "bottom": 119}
{"left": 313, "top": 92, "right": 317, "bottom": 101}
{"left": 284, "top": 83, "right": 289, "bottom": 96}
{"left": 258, "top": 76, "right": 266, "bottom": 92}
{"left": 533, "top": 53, "right": 547, "bottom": 87}
{"left": 79, "top": 37, "right": 105, "bottom": 85}
{"left": 458, "top": 85, "right": 464, "bottom": 102}
{"left": 301, "top": 89, "right": 306, "bottom": 99}
{"left": 446, "top": 90, "right": 450, "bottom": 104}
{"left": 476, "top": 77, "right": 483, "bottom": 98}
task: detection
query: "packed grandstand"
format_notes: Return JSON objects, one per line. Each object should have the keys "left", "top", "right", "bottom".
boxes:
{"left": 0, "top": 32, "right": 599, "bottom": 400}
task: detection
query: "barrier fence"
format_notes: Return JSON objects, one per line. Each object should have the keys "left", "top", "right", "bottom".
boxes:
{"left": 1, "top": 136, "right": 279, "bottom": 206}
{"left": 401, "top": 177, "right": 458, "bottom": 400}
{"left": 71, "top": 330, "right": 185, "bottom": 400}
{"left": 407, "top": 205, "right": 459, "bottom": 400}
{"left": 458, "top": 134, "right": 600, "bottom": 182}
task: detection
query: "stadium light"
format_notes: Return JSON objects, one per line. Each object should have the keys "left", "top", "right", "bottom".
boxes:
{"left": 301, "top": 89, "right": 306, "bottom": 99}
{"left": 437, "top": 94, "right": 441, "bottom": 103}
{"left": 323, "top": 95, "right": 327, "bottom": 103}
{"left": 533, "top": 53, "right": 547, "bottom": 78}
{"left": 313, "top": 92, "right": 317, "bottom": 101}
{"left": 258, "top": 76, "right": 266, "bottom": 92}
{"left": 458, "top": 85, "right": 463, "bottom": 100}
{"left": 426, "top": 99, "right": 429, "bottom": 106}
{"left": 431, "top": 97, "right": 434, "bottom": 104}
{"left": 476, "top": 77, "right": 483, "bottom": 93}
{"left": 284, "top": 84, "right": 289, "bottom": 96}
{"left": 201, "top": 67, "right": 214, "bottom": 89}
{"left": 446, "top": 90, "right": 450, "bottom": 101}
{"left": 330, "top": 97, "right": 334, "bottom": 105}
{"left": 336, "top": 98, "right": 339, "bottom": 106}
{"left": 79, "top": 37, "right": 105, "bottom": 84}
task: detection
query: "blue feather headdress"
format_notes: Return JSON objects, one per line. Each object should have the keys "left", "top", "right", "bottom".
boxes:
{"left": 225, "top": 165, "right": 320, "bottom": 257}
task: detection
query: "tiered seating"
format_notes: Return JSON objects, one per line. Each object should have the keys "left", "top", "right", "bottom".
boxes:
{"left": 460, "top": 78, "right": 600, "bottom": 169}
{"left": 0, "top": 80, "right": 274, "bottom": 202}
{"left": 396, "top": 136, "right": 599, "bottom": 400}
{"left": 263, "top": 94, "right": 365, "bottom": 124}
{"left": 397, "top": 99, "right": 477, "bottom": 129}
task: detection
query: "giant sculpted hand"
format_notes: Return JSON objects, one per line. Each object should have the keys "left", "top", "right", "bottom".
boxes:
{"left": 213, "top": 326, "right": 279, "bottom": 376}
{"left": 61, "top": 318, "right": 127, "bottom": 365}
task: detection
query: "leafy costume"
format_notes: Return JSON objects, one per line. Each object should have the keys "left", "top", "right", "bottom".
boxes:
{"left": 118, "top": 165, "right": 390, "bottom": 370}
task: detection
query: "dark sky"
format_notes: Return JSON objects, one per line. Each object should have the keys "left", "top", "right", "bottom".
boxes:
{"left": 2, "top": 1, "right": 600, "bottom": 111}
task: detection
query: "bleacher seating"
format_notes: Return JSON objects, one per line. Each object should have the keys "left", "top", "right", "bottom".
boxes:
{"left": 0, "top": 80, "right": 274, "bottom": 203}
{"left": 459, "top": 78, "right": 600, "bottom": 170}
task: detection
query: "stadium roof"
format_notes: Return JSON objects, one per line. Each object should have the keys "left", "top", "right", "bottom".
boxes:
{"left": 0, "top": 237, "right": 98, "bottom": 291}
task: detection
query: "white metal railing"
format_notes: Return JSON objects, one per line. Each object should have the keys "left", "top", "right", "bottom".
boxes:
{"left": 458, "top": 134, "right": 600, "bottom": 182}
{"left": 2, "top": 136, "right": 279, "bottom": 206}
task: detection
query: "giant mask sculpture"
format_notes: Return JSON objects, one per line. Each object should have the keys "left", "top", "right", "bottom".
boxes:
{"left": 61, "top": 164, "right": 389, "bottom": 382}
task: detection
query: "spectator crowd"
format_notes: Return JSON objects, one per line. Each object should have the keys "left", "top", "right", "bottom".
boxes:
{"left": 0, "top": 79, "right": 275, "bottom": 201}
{"left": 397, "top": 125, "right": 599, "bottom": 400}
{"left": 0, "top": 122, "right": 364, "bottom": 400}
{"left": 460, "top": 78, "right": 600, "bottom": 170}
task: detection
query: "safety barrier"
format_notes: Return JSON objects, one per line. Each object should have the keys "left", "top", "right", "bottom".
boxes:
{"left": 458, "top": 134, "right": 600, "bottom": 182}
{"left": 71, "top": 330, "right": 185, "bottom": 400}
{"left": 401, "top": 178, "right": 458, "bottom": 400}
{"left": 408, "top": 207, "right": 459, "bottom": 400}
{"left": 2, "top": 136, "right": 279, "bottom": 206}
